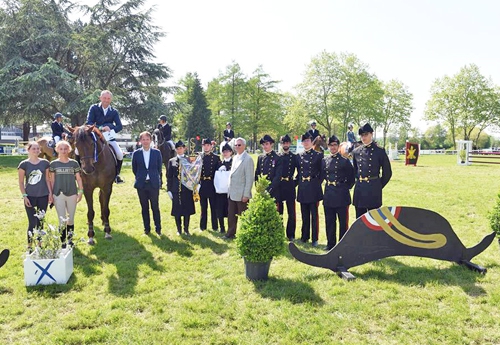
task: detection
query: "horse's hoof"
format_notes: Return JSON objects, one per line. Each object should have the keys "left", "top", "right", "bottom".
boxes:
{"left": 87, "top": 238, "right": 95, "bottom": 245}
{"left": 104, "top": 233, "right": 112, "bottom": 240}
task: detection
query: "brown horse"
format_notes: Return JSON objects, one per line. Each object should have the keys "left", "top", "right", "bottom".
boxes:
{"left": 37, "top": 133, "right": 74, "bottom": 161}
{"left": 339, "top": 141, "right": 362, "bottom": 159}
{"left": 152, "top": 128, "right": 175, "bottom": 175}
{"left": 70, "top": 125, "right": 116, "bottom": 245}
{"left": 312, "top": 135, "right": 327, "bottom": 152}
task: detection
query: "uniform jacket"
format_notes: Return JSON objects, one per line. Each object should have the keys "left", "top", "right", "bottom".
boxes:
{"left": 51, "top": 121, "right": 65, "bottom": 139}
{"left": 307, "top": 129, "right": 320, "bottom": 141}
{"left": 132, "top": 148, "right": 163, "bottom": 190}
{"left": 321, "top": 153, "right": 355, "bottom": 208}
{"left": 223, "top": 129, "right": 235, "bottom": 141}
{"left": 200, "top": 152, "right": 220, "bottom": 198}
{"left": 296, "top": 149, "right": 323, "bottom": 203}
{"left": 157, "top": 123, "right": 172, "bottom": 141}
{"left": 277, "top": 151, "right": 298, "bottom": 202}
{"left": 255, "top": 150, "right": 282, "bottom": 199}
{"left": 352, "top": 142, "right": 392, "bottom": 209}
{"left": 167, "top": 156, "right": 195, "bottom": 216}
{"left": 86, "top": 103, "right": 123, "bottom": 133}
{"left": 228, "top": 151, "right": 254, "bottom": 202}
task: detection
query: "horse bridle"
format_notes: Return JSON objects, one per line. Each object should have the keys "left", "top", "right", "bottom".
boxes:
{"left": 78, "top": 130, "right": 107, "bottom": 170}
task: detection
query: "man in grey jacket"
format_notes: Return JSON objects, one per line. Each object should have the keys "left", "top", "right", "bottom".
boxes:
{"left": 225, "top": 137, "right": 254, "bottom": 239}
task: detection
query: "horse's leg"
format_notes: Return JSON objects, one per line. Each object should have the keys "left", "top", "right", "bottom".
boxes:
{"left": 84, "top": 187, "right": 96, "bottom": 244}
{"left": 99, "top": 186, "right": 113, "bottom": 239}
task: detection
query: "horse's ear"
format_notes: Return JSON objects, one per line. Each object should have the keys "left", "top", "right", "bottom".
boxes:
{"left": 67, "top": 125, "right": 74, "bottom": 133}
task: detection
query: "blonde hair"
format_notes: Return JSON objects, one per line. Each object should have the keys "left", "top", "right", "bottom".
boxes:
{"left": 55, "top": 140, "right": 72, "bottom": 152}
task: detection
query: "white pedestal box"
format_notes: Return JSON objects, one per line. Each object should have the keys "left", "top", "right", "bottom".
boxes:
{"left": 23, "top": 247, "right": 73, "bottom": 286}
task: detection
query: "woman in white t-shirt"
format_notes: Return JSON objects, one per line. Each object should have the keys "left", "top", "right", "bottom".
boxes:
{"left": 18, "top": 142, "right": 53, "bottom": 251}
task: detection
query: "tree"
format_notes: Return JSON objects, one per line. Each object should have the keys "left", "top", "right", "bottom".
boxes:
{"left": 0, "top": 0, "right": 172, "bottom": 139}
{"left": 175, "top": 73, "right": 213, "bottom": 151}
{"left": 296, "top": 51, "right": 383, "bottom": 139}
{"left": 425, "top": 64, "right": 499, "bottom": 149}
{"left": 379, "top": 79, "right": 413, "bottom": 148}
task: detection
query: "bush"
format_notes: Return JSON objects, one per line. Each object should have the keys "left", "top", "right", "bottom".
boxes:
{"left": 236, "top": 177, "right": 286, "bottom": 263}
{"left": 488, "top": 192, "right": 500, "bottom": 238}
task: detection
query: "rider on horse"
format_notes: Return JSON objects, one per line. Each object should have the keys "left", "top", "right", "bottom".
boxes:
{"left": 223, "top": 122, "right": 234, "bottom": 142}
{"left": 50, "top": 113, "right": 69, "bottom": 155}
{"left": 308, "top": 121, "right": 320, "bottom": 141}
{"left": 85, "top": 90, "right": 125, "bottom": 184}
{"left": 157, "top": 115, "right": 175, "bottom": 150}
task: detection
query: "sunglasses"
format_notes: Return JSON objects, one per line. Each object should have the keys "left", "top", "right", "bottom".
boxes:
{"left": 234, "top": 144, "right": 243, "bottom": 147}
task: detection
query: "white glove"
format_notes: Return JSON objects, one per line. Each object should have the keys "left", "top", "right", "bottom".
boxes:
{"left": 218, "top": 165, "right": 226, "bottom": 172}
{"left": 167, "top": 191, "right": 173, "bottom": 200}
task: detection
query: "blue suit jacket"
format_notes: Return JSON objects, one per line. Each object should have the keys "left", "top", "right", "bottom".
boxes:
{"left": 86, "top": 104, "right": 123, "bottom": 132}
{"left": 132, "top": 148, "right": 163, "bottom": 189}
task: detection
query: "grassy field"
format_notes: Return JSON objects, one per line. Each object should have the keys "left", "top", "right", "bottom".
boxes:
{"left": 0, "top": 154, "right": 499, "bottom": 345}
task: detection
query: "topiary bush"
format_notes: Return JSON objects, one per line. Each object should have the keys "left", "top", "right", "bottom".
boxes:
{"left": 488, "top": 192, "right": 500, "bottom": 238}
{"left": 236, "top": 177, "right": 286, "bottom": 263}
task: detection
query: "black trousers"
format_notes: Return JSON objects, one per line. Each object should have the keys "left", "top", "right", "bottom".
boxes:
{"left": 324, "top": 206, "right": 349, "bottom": 248}
{"left": 24, "top": 196, "right": 49, "bottom": 243}
{"left": 300, "top": 202, "right": 319, "bottom": 242}
{"left": 278, "top": 198, "right": 296, "bottom": 240}
{"left": 355, "top": 207, "right": 377, "bottom": 219}
{"left": 136, "top": 182, "right": 161, "bottom": 233}
{"left": 200, "top": 196, "right": 218, "bottom": 230}
{"left": 175, "top": 216, "right": 190, "bottom": 233}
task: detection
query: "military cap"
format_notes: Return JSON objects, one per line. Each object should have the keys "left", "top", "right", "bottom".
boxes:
{"left": 201, "top": 138, "right": 212, "bottom": 145}
{"left": 301, "top": 132, "right": 313, "bottom": 141}
{"left": 328, "top": 135, "right": 340, "bottom": 145}
{"left": 175, "top": 140, "right": 185, "bottom": 148}
{"left": 222, "top": 143, "right": 233, "bottom": 152}
{"left": 358, "top": 123, "right": 374, "bottom": 135}
{"left": 280, "top": 134, "right": 292, "bottom": 143}
{"left": 259, "top": 134, "right": 275, "bottom": 145}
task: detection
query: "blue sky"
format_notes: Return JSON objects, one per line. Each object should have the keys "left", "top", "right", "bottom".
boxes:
{"left": 90, "top": 0, "right": 500, "bottom": 131}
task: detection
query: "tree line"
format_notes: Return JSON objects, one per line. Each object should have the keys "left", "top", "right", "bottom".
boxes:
{"left": 1, "top": 0, "right": 499, "bottom": 150}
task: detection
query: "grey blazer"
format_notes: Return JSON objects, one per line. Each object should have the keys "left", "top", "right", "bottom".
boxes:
{"left": 228, "top": 152, "right": 254, "bottom": 202}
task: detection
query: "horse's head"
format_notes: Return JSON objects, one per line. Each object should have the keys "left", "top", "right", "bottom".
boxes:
{"left": 72, "top": 125, "right": 104, "bottom": 174}
{"left": 312, "top": 135, "right": 327, "bottom": 152}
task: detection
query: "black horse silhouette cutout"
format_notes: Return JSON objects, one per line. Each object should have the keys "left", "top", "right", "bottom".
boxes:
{"left": 289, "top": 206, "right": 495, "bottom": 280}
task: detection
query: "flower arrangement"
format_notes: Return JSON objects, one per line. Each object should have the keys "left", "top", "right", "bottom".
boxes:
{"left": 28, "top": 209, "right": 74, "bottom": 259}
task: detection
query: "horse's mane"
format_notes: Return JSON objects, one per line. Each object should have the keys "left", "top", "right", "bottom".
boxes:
{"left": 75, "top": 125, "right": 105, "bottom": 143}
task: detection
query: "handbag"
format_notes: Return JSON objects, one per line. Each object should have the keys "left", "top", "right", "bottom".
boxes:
{"left": 214, "top": 170, "right": 230, "bottom": 194}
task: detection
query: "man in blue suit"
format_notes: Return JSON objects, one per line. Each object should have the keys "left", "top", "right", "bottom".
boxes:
{"left": 132, "top": 131, "right": 163, "bottom": 235}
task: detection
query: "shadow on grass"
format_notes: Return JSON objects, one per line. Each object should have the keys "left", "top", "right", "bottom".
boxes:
{"left": 76, "top": 228, "right": 168, "bottom": 296}
{"left": 355, "top": 257, "right": 489, "bottom": 296}
{"left": 251, "top": 277, "right": 324, "bottom": 305}
{"left": 185, "top": 231, "right": 230, "bottom": 255}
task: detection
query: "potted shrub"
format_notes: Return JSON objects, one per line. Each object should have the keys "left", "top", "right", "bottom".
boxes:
{"left": 23, "top": 210, "right": 74, "bottom": 286}
{"left": 236, "top": 177, "right": 286, "bottom": 280}
{"left": 488, "top": 192, "right": 500, "bottom": 247}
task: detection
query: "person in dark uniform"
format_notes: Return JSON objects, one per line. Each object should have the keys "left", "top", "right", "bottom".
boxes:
{"left": 167, "top": 141, "right": 195, "bottom": 235}
{"left": 85, "top": 90, "right": 125, "bottom": 184}
{"left": 277, "top": 134, "right": 298, "bottom": 241}
{"left": 157, "top": 115, "right": 175, "bottom": 150}
{"left": 51, "top": 113, "right": 68, "bottom": 144}
{"left": 307, "top": 121, "right": 320, "bottom": 141}
{"left": 352, "top": 123, "right": 392, "bottom": 218}
{"left": 215, "top": 143, "right": 233, "bottom": 233}
{"left": 321, "top": 135, "right": 355, "bottom": 250}
{"left": 199, "top": 138, "right": 219, "bottom": 231}
{"left": 223, "top": 122, "right": 235, "bottom": 142}
{"left": 296, "top": 132, "right": 323, "bottom": 246}
{"left": 255, "top": 134, "right": 282, "bottom": 200}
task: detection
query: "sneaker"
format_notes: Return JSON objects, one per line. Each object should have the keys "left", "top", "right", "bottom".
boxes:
{"left": 184, "top": 231, "right": 191, "bottom": 236}
{"left": 311, "top": 241, "right": 318, "bottom": 247}
{"left": 176, "top": 231, "right": 182, "bottom": 236}
{"left": 115, "top": 176, "right": 124, "bottom": 184}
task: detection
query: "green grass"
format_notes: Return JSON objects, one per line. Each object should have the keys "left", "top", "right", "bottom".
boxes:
{"left": 1, "top": 154, "right": 499, "bottom": 344}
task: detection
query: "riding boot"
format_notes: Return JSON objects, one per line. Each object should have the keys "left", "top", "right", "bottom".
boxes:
{"left": 115, "top": 159, "right": 124, "bottom": 184}
{"left": 67, "top": 225, "right": 75, "bottom": 247}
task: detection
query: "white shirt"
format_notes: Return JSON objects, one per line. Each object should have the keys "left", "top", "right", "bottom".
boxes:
{"left": 143, "top": 148, "right": 151, "bottom": 180}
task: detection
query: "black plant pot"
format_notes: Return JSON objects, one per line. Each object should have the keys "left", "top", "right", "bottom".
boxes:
{"left": 244, "top": 258, "right": 271, "bottom": 281}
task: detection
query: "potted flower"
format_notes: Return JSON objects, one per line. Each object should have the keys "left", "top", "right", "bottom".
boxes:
{"left": 236, "top": 177, "right": 286, "bottom": 280}
{"left": 488, "top": 192, "right": 500, "bottom": 248}
{"left": 24, "top": 210, "right": 74, "bottom": 286}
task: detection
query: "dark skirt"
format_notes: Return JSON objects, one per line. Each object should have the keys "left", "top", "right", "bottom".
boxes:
{"left": 215, "top": 193, "right": 229, "bottom": 218}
